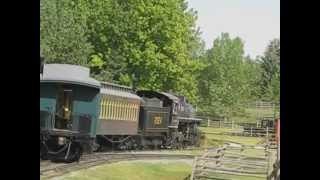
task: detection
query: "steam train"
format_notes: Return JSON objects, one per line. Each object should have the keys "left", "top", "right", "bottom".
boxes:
{"left": 40, "top": 63, "right": 202, "bottom": 162}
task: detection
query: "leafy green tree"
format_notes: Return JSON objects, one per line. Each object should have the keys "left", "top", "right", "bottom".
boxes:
{"left": 40, "top": 0, "right": 93, "bottom": 66}
{"left": 83, "top": 0, "right": 203, "bottom": 103}
{"left": 198, "top": 33, "right": 249, "bottom": 117}
{"left": 242, "top": 55, "right": 263, "bottom": 100}
{"left": 260, "top": 39, "right": 280, "bottom": 101}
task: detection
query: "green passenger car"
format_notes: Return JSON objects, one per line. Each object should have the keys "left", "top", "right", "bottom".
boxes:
{"left": 40, "top": 64, "right": 101, "bottom": 162}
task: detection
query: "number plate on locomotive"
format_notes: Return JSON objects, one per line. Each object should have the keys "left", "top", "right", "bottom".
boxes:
{"left": 154, "top": 116, "right": 162, "bottom": 125}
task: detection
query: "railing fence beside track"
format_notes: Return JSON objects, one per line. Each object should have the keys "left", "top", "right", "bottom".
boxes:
{"left": 190, "top": 144, "right": 275, "bottom": 180}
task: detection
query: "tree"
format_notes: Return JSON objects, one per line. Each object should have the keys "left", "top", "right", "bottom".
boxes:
{"left": 40, "top": 0, "right": 93, "bottom": 66}
{"left": 83, "top": 0, "right": 203, "bottom": 103}
{"left": 242, "top": 55, "right": 263, "bottom": 100}
{"left": 198, "top": 33, "right": 248, "bottom": 117}
{"left": 260, "top": 39, "right": 280, "bottom": 101}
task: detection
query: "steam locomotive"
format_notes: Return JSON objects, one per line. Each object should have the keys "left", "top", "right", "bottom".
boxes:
{"left": 40, "top": 63, "right": 202, "bottom": 162}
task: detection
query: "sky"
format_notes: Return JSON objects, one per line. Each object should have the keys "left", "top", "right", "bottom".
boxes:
{"left": 187, "top": 0, "right": 280, "bottom": 58}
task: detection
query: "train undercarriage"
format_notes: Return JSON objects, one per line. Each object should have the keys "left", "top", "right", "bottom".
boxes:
{"left": 40, "top": 130, "right": 94, "bottom": 163}
{"left": 95, "top": 121, "right": 201, "bottom": 151}
{"left": 40, "top": 121, "right": 201, "bottom": 163}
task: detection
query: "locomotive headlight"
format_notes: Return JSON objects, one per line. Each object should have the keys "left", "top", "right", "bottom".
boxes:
{"left": 58, "top": 137, "right": 67, "bottom": 145}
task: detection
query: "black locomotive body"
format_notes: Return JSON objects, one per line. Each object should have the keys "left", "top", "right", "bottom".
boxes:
{"left": 136, "top": 91, "right": 201, "bottom": 148}
{"left": 138, "top": 93, "right": 171, "bottom": 148}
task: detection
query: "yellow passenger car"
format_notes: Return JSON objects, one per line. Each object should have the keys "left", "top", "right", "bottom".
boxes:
{"left": 97, "top": 82, "right": 141, "bottom": 135}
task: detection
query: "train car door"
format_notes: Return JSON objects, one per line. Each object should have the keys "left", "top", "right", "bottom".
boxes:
{"left": 55, "top": 86, "right": 73, "bottom": 130}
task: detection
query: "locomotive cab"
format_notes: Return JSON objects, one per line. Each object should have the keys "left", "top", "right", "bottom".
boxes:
{"left": 136, "top": 91, "right": 173, "bottom": 134}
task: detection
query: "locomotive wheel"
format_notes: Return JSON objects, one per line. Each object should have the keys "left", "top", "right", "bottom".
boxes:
{"left": 172, "top": 138, "right": 183, "bottom": 150}
{"left": 64, "top": 143, "right": 82, "bottom": 163}
{"left": 52, "top": 142, "right": 82, "bottom": 163}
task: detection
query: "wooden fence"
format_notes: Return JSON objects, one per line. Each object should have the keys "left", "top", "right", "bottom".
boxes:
{"left": 198, "top": 101, "right": 280, "bottom": 128}
{"left": 202, "top": 119, "right": 240, "bottom": 129}
{"left": 190, "top": 144, "right": 272, "bottom": 180}
{"left": 246, "top": 101, "right": 280, "bottom": 109}
{"left": 200, "top": 118, "right": 275, "bottom": 129}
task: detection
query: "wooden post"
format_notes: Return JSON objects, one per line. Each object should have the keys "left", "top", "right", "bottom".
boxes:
{"left": 190, "top": 157, "right": 198, "bottom": 180}
{"left": 273, "top": 102, "right": 276, "bottom": 119}
{"left": 250, "top": 127, "right": 253, "bottom": 136}
{"left": 277, "top": 142, "right": 280, "bottom": 162}
{"left": 219, "top": 119, "right": 222, "bottom": 128}
{"left": 207, "top": 118, "right": 210, "bottom": 127}
{"left": 277, "top": 121, "right": 280, "bottom": 161}
{"left": 266, "top": 149, "right": 271, "bottom": 179}
{"left": 266, "top": 126, "right": 269, "bottom": 145}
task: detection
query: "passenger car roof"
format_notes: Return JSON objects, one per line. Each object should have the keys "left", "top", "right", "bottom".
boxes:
{"left": 100, "top": 88, "right": 141, "bottom": 100}
{"left": 100, "top": 82, "right": 141, "bottom": 101}
{"left": 40, "top": 64, "right": 100, "bottom": 89}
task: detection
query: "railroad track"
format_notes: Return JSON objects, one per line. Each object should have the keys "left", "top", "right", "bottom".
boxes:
{"left": 40, "top": 152, "right": 195, "bottom": 179}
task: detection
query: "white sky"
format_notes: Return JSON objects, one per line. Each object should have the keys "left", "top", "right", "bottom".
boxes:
{"left": 187, "top": 0, "right": 280, "bottom": 58}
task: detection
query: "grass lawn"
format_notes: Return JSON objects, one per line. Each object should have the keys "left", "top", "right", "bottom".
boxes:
{"left": 52, "top": 161, "right": 192, "bottom": 180}
{"left": 150, "top": 149, "right": 203, "bottom": 156}
{"left": 200, "top": 127, "right": 242, "bottom": 134}
{"left": 199, "top": 127, "right": 264, "bottom": 148}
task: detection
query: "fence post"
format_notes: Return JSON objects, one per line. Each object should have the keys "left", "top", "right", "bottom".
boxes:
{"left": 266, "top": 126, "right": 269, "bottom": 144}
{"left": 250, "top": 127, "right": 253, "bottom": 136}
{"left": 219, "top": 119, "right": 222, "bottom": 128}
{"left": 190, "top": 156, "right": 197, "bottom": 180}
{"left": 273, "top": 102, "right": 276, "bottom": 119}
{"left": 207, "top": 118, "right": 210, "bottom": 127}
{"left": 277, "top": 120, "right": 280, "bottom": 161}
